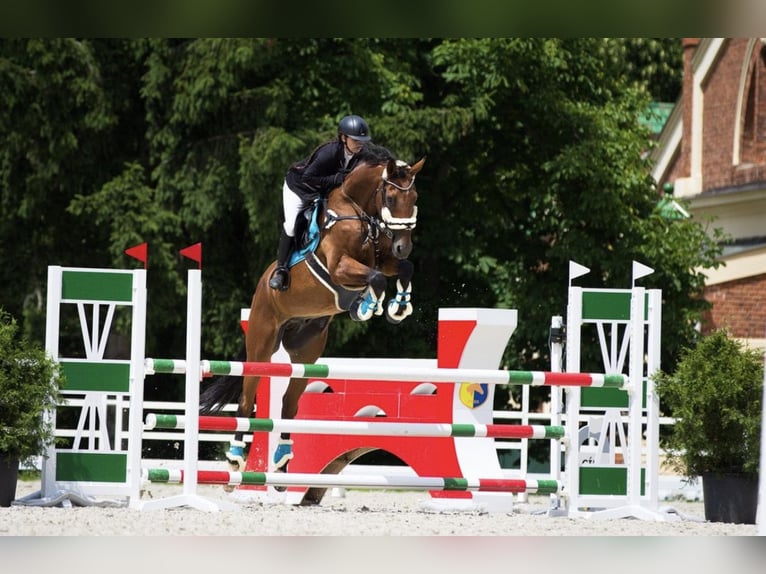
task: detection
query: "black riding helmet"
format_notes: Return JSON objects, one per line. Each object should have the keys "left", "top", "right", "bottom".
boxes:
{"left": 338, "top": 114, "right": 371, "bottom": 142}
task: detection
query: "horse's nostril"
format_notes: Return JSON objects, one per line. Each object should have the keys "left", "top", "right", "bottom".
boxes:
{"left": 394, "top": 241, "right": 412, "bottom": 259}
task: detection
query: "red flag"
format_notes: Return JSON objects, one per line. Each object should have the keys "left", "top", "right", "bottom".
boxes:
{"left": 125, "top": 243, "right": 148, "bottom": 268}
{"left": 180, "top": 242, "right": 202, "bottom": 268}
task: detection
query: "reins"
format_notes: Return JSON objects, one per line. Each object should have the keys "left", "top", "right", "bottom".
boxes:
{"left": 325, "top": 166, "right": 417, "bottom": 233}
{"left": 322, "top": 163, "right": 417, "bottom": 268}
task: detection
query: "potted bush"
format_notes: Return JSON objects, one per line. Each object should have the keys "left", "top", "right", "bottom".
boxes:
{"left": 654, "top": 328, "right": 762, "bottom": 524}
{"left": 0, "top": 308, "right": 64, "bottom": 506}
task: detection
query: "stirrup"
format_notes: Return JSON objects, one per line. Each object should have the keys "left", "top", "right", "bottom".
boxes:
{"left": 268, "top": 266, "right": 290, "bottom": 291}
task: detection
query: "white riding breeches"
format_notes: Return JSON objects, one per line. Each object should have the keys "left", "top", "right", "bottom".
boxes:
{"left": 281, "top": 180, "right": 303, "bottom": 237}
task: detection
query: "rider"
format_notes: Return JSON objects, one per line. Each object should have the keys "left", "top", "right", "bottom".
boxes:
{"left": 268, "top": 114, "right": 372, "bottom": 291}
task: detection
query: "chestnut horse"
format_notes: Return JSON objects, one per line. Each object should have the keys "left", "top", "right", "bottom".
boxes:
{"left": 200, "top": 145, "right": 425, "bottom": 478}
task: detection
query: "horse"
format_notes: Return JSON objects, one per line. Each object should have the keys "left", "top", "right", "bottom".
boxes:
{"left": 200, "top": 144, "right": 425, "bottom": 479}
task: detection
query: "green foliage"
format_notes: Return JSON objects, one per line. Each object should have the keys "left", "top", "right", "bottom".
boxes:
{"left": 0, "top": 308, "right": 64, "bottom": 466}
{"left": 654, "top": 329, "right": 763, "bottom": 479}
{"left": 0, "top": 38, "right": 723, "bottom": 383}
{"left": 612, "top": 38, "right": 683, "bottom": 102}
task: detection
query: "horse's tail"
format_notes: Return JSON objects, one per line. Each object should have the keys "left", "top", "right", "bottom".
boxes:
{"left": 199, "top": 374, "right": 243, "bottom": 414}
{"left": 199, "top": 345, "right": 245, "bottom": 415}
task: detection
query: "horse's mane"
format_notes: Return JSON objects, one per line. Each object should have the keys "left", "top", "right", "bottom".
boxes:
{"left": 354, "top": 143, "right": 396, "bottom": 166}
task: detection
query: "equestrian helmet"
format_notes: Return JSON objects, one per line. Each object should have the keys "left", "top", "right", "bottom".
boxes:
{"left": 338, "top": 114, "right": 371, "bottom": 142}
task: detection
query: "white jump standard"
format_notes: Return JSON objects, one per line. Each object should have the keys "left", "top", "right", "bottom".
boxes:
{"left": 39, "top": 254, "right": 668, "bottom": 520}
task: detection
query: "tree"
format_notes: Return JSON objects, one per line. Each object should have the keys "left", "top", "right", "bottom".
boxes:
{"left": 0, "top": 38, "right": 145, "bottom": 339}
{"left": 1, "top": 38, "right": 719, "bottom": 385}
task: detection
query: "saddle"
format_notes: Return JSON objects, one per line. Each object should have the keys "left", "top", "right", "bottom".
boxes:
{"left": 287, "top": 200, "right": 322, "bottom": 266}
{"left": 287, "top": 200, "right": 362, "bottom": 312}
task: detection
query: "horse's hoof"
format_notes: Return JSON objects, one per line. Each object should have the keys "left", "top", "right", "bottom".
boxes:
{"left": 224, "top": 459, "right": 242, "bottom": 493}
{"left": 386, "top": 313, "right": 403, "bottom": 325}
{"left": 349, "top": 295, "right": 378, "bottom": 321}
{"left": 272, "top": 465, "right": 288, "bottom": 492}
{"left": 273, "top": 439, "right": 294, "bottom": 470}
{"left": 350, "top": 310, "right": 369, "bottom": 322}
{"left": 225, "top": 440, "right": 246, "bottom": 474}
{"left": 272, "top": 438, "right": 293, "bottom": 493}
{"left": 349, "top": 304, "right": 372, "bottom": 322}
{"left": 385, "top": 281, "right": 412, "bottom": 324}
{"left": 386, "top": 299, "right": 413, "bottom": 324}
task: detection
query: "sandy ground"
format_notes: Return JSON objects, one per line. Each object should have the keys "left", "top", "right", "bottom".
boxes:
{"left": 4, "top": 479, "right": 764, "bottom": 574}
{"left": 0, "top": 478, "right": 759, "bottom": 536}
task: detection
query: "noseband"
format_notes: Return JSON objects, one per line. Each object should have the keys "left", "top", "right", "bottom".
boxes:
{"left": 325, "top": 162, "right": 418, "bottom": 237}
{"left": 379, "top": 162, "right": 418, "bottom": 232}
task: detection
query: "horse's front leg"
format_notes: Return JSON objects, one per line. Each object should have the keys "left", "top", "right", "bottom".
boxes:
{"left": 331, "top": 254, "right": 387, "bottom": 321}
{"left": 386, "top": 259, "right": 414, "bottom": 324}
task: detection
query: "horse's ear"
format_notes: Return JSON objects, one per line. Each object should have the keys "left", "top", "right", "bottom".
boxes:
{"left": 410, "top": 157, "right": 426, "bottom": 176}
{"left": 386, "top": 158, "right": 397, "bottom": 175}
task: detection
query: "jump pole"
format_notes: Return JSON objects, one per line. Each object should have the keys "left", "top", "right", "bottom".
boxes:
{"left": 143, "top": 468, "right": 563, "bottom": 494}
{"left": 144, "top": 413, "right": 566, "bottom": 439}
{"left": 146, "top": 358, "right": 630, "bottom": 389}
{"left": 139, "top": 258, "right": 660, "bottom": 517}
{"left": 141, "top": 265, "right": 634, "bottom": 515}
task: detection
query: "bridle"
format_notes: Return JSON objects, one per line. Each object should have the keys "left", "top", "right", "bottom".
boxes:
{"left": 378, "top": 162, "right": 418, "bottom": 232}
{"left": 325, "top": 162, "right": 418, "bottom": 237}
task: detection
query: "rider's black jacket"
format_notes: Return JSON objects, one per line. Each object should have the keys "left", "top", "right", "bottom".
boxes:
{"left": 285, "top": 140, "right": 362, "bottom": 201}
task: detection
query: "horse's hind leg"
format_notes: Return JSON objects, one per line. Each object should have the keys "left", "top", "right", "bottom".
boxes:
{"left": 224, "top": 372, "right": 259, "bottom": 478}
{"left": 225, "top": 289, "right": 281, "bottom": 484}
{"left": 270, "top": 376, "right": 308, "bottom": 474}
{"left": 271, "top": 317, "right": 332, "bottom": 474}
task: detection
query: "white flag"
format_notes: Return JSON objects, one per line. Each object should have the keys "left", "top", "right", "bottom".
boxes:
{"left": 569, "top": 261, "right": 590, "bottom": 281}
{"left": 632, "top": 261, "right": 654, "bottom": 283}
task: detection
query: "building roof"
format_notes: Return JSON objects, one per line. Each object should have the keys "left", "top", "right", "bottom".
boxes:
{"left": 641, "top": 102, "right": 675, "bottom": 136}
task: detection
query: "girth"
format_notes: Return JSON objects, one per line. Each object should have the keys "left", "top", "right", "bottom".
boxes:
{"left": 304, "top": 252, "right": 365, "bottom": 312}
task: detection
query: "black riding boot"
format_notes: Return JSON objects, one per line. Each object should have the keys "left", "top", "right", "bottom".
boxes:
{"left": 268, "top": 230, "right": 294, "bottom": 291}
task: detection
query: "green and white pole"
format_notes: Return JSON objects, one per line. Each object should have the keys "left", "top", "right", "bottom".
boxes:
{"left": 145, "top": 359, "right": 630, "bottom": 389}
{"left": 143, "top": 468, "right": 563, "bottom": 495}
{"left": 144, "top": 413, "right": 566, "bottom": 440}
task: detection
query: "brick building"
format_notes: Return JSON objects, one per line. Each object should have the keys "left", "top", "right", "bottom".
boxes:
{"left": 651, "top": 38, "right": 766, "bottom": 350}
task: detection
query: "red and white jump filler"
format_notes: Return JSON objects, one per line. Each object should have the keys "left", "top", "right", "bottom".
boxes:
{"left": 240, "top": 307, "right": 521, "bottom": 512}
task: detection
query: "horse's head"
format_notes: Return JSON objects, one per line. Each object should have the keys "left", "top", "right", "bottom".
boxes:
{"left": 377, "top": 157, "right": 425, "bottom": 259}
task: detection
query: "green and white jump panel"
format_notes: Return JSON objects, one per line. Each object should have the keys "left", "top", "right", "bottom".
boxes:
{"left": 43, "top": 266, "right": 147, "bottom": 503}
{"left": 563, "top": 262, "right": 662, "bottom": 520}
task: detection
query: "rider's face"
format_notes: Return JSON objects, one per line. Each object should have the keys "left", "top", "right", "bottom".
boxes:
{"left": 344, "top": 136, "right": 364, "bottom": 154}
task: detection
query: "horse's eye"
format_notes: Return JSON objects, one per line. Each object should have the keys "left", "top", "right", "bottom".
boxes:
{"left": 387, "top": 195, "right": 396, "bottom": 206}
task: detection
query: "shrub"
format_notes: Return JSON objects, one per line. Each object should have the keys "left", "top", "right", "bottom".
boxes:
{"left": 0, "top": 308, "right": 64, "bottom": 466}
{"left": 654, "top": 329, "right": 763, "bottom": 480}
